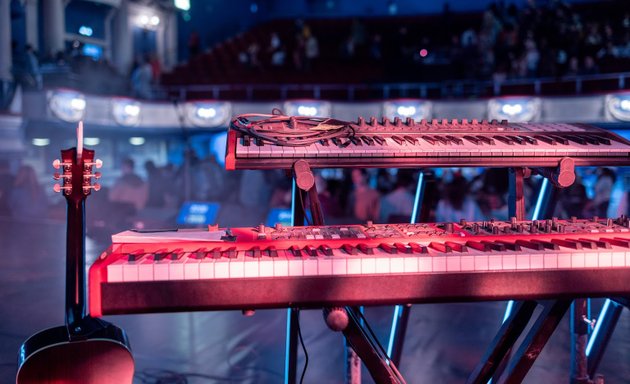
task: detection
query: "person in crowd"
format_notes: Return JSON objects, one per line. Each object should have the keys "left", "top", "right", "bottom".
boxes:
{"left": 0, "top": 159, "right": 14, "bottom": 216}
{"left": 586, "top": 167, "right": 616, "bottom": 218}
{"left": 350, "top": 169, "right": 380, "bottom": 222}
{"left": 109, "top": 157, "right": 148, "bottom": 213}
{"left": 380, "top": 170, "right": 415, "bottom": 223}
{"left": 24, "top": 45, "right": 42, "bottom": 90}
{"left": 9, "top": 165, "right": 48, "bottom": 219}
{"left": 554, "top": 178, "right": 589, "bottom": 218}
{"left": 436, "top": 174, "right": 482, "bottom": 222}
{"left": 130, "top": 56, "right": 153, "bottom": 99}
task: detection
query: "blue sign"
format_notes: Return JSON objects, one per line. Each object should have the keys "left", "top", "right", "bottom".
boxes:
{"left": 177, "top": 201, "right": 220, "bottom": 225}
{"left": 265, "top": 208, "right": 312, "bottom": 227}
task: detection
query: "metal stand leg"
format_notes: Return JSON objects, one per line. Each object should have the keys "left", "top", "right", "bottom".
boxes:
{"left": 498, "top": 300, "right": 572, "bottom": 384}
{"left": 386, "top": 172, "right": 426, "bottom": 367}
{"left": 586, "top": 299, "right": 624, "bottom": 378}
{"left": 285, "top": 308, "right": 299, "bottom": 384}
{"left": 571, "top": 299, "right": 591, "bottom": 384}
{"left": 466, "top": 301, "right": 538, "bottom": 384}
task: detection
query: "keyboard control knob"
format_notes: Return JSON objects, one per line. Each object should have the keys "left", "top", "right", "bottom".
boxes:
{"left": 323, "top": 307, "right": 349, "bottom": 332}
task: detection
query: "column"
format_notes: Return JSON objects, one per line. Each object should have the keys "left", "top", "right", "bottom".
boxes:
{"left": 164, "top": 11, "right": 178, "bottom": 71}
{"left": 42, "top": 0, "right": 65, "bottom": 56}
{"left": 0, "top": 0, "right": 11, "bottom": 82}
{"left": 24, "top": 0, "right": 39, "bottom": 50}
{"left": 112, "top": 0, "right": 133, "bottom": 75}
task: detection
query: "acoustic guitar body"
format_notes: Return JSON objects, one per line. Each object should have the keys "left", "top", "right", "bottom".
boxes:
{"left": 17, "top": 318, "right": 134, "bottom": 383}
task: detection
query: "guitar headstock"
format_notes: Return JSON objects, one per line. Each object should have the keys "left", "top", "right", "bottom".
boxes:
{"left": 53, "top": 123, "right": 102, "bottom": 203}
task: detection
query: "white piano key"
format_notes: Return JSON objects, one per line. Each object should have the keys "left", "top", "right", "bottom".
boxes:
{"left": 199, "top": 259, "right": 214, "bottom": 279}
{"left": 244, "top": 259, "right": 260, "bottom": 278}
{"left": 516, "top": 253, "right": 530, "bottom": 270}
{"left": 598, "top": 251, "right": 612, "bottom": 268}
{"left": 530, "top": 252, "right": 544, "bottom": 269}
{"left": 184, "top": 257, "right": 201, "bottom": 280}
{"left": 571, "top": 253, "right": 585, "bottom": 268}
{"left": 273, "top": 258, "right": 289, "bottom": 277}
{"left": 214, "top": 260, "right": 230, "bottom": 279}
{"left": 488, "top": 255, "right": 502, "bottom": 271}
{"left": 138, "top": 258, "right": 154, "bottom": 281}
{"left": 432, "top": 257, "right": 447, "bottom": 272}
{"left": 474, "top": 255, "right": 489, "bottom": 271}
{"left": 361, "top": 257, "right": 376, "bottom": 274}
{"left": 347, "top": 258, "right": 362, "bottom": 275}
{"left": 611, "top": 249, "right": 625, "bottom": 267}
{"left": 122, "top": 261, "right": 140, "bottom": 282}
{"left": 460, "top": 255, "right": 475, "bottom": 271}
{"left": 544, "top": 253, "right": 558, "bottom": 269}
{"left": 446, "top": 255, "right": 461, "bottom": 272}
{"left": 375, "top": 257, "right": 390, "bottom": 274}
{"left": 318, "top": 257, "right": 333, "bottom": 275}
{"left": 259, "top": 259, "right": 274, "bottom": 277}
{"left": 390, "top": 257, "right": 404, "bottom": 273}
{"left": 584, "top": 251, "right": 599, "bottom": 268}
{"left": 303, "top": 258, "right": 318, "bottom": 276}
{"left": 230, "top": 256, "right": 246, "bottom": 278}
{"left": 154, "top": 260, "right": 170, "bottom": 281}
{"left": 503, "top": 254, "right": 516, "bottom": 270}
{"left": 106, "top": 259, "right": 125, "bottom": 282}
{"left": 557, "top": 253, "right": 571, "bottom": 269}
{"left": 418, "top": 256, "right": 432, "bottom": 272}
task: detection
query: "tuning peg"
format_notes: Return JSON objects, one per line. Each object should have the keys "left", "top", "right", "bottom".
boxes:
{"left": 83, "top": 183, "right": 101, "bottom": 193}
{"left": 53, "top": 159, "right": 61, "bottom": 169}
{"left": 84, "top": 159, "right": 103, "bottom": 168}
{"left": 53, "top": 172, "right": 72, "bottom": 180}
{"left": 83, "top": 172, "right": 102, "bottom": 179}
{"left": 53, "top": 184, "right": 71, "bottom": 193}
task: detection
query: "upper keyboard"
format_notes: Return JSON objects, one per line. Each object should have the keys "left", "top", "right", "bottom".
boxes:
{"left": 225, "top": 116, "right": 630, "bottom": 170}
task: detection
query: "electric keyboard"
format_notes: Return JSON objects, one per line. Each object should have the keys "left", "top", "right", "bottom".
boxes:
{"left": 225, "top": 117, "right": 630, "bottom": 170}
{"left": 89, "top": 217, "right": 630, "bottom": 316}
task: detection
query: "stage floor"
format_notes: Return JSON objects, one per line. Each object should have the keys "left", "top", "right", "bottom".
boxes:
{"left": 1, "top": 216, "right": 629, "bottom": 383}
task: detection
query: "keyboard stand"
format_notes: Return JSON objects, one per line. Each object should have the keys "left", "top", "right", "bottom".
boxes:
{"left": 284, "top": 160, "right": 405, "bottom": 384}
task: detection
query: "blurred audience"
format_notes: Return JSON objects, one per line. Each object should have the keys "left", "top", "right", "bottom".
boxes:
{"left": 108, "top": 157, "right": 148, "bottom": 213}
{"left": 350, "top": 169, "right": 380, "bottom": 222}
{"left": 9, "top": 165, "right": 48, "bottom": 219}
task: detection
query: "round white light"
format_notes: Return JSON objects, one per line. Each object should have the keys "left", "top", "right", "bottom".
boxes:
{"left": 620, "top": 99, "right": 630, "bottom": 111}
{"left": 196, "top": 107, "right": 217, "bottom": 119}
{"left": 49, "top": 90, "right": 86, "bottom": 122}
{"left": 32, "top": 138, "right": 50, "bottom": 147}
{"left": 396, "top": 105, "right": 417, "bottom": 117}
{"left": 150, "top": 16, "right": 160, "bottom": 26}
{"left": 501, "top": 103, "right": 523, "bottom": 116}
{"left": 296, "top": 105, "right": 318, "bottom": 116}
{"left": 112, "top": 99, "right": 141, "bottom": 126}
{"left": 129, "top": 137, "right": 145, "bottom": 146}
{"left": 138, "top": 15, "right": 149, "bottom": 25}
{"left": 84, "top": 137, "right": 100, "bottom": 146}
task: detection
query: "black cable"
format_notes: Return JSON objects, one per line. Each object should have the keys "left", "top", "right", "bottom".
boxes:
{"left": 296, "top": 311, "right": 309, "bottom": 384}
{"left": 297, "top": 188, "right": 312, "bottom": 226}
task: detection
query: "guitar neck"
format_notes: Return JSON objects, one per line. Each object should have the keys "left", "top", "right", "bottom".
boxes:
{"left": 65, "top": 181, "right": 87, "bottom": 327}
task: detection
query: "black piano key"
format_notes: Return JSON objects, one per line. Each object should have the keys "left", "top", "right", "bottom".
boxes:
{"left": 429, "top": 242, "right": 452, "bottom": 253}
{"left": 445, "top": 135, "right": 464, "bottom": 145}
{"left": 462, "top": 135, "right": 480, "bottom": 145}
{"left": 509, "top": 135, "right": 525, "bottom": 145}
{"left": 127, "top": 250, "right": 144, "bottom": 262}
{"left": 265, "top": 246, "right": 279, "bottom": 257}
{"left": 493, "top": 135, "right": 514, "bottom": 145}
{"left": 319, "top": 244, "right": 333, "bottom": 256}
{"left": 394, "top": 242, "right": 413, "bottom": 254}
{"left": 304, "top": 245, "right": 318, "bottom": 257}
{"left": 320, "top": 139, "right": 329, "bottom": 146}
{"left": 210, "top": 247, "right": 222, "bottom": 259}
{"left": 599, "top": 237, "right": 630, "bottom": 248}
{"left": 421, "top": 135, "right": 437, "bottom": 145}
{"left": 393, "top": 117, "right": 402, "bottom": 126}
{"left": 519, "top": 135, "right": 538, "bottom": 145}
{"left": 290, "top": 246, "right": 303, "bottom": 257}
{"left": 481, "top": 241, "right": 506, "bottom": 252}
{"left": 342, "top": 244, "right": 358, "bottom": 255}
{"left": 530, "top": 239, "right": 559, "bottom": 250}
{"left": 403, "top": 135, "right": 417, "bottom": 145}
{"left": 433, "top": 136, "right": 449, "bottom": 145}
{"left": 466, "top": 240, "right": 490, "bottom": 252}
{"left": 373, "top": 136, "right": 386, "bottom": 145}
{"left": 476, "top": 135, "right": 495, "bottom": 145}
{"left": 357, "top": 243, "right": 374, "bottom": 255}
{"left": 445, "top": 241, "right": 468, "bottom": 252}
{"left": 551, "top": 239, "right": 582, "bottom": 250}
{"left": 332, "top": 137, "right": 342, "bottom": 146}
{"left": 242, "top": 135, "right": 251, "bottom": 146}
{"left": 153, "top": 248, "right": 172, "bottom": 261}
{"left": 575, "top": 239, "right": 597, "bottom": 249}
{"left": 579, "top": 135, "right": 600, "bottom": 145}
{"left": 564, "top": 135, "right": 586, "bottom": 145}
{"left": 515, "top": 240, "right": 544, "bottom": 251}
{"left": 350, "top": 136, "right": 362, "bottom": 146}
{"left": 549, "top": 135, "right": 569, "bottom": 145}
{"left": 408, "top": 242, "right": 428, "bottom": 254}
{"left": 223, "top": 247, "right": 238, "bottom": 258}
{"left": 391, "top": 135, "right": 405, "bottom": 145}
{"left": 533, "top": 135, "right": 555, "bottom": 145}
{"left": 578, "top": 238, "right": 611, "bottom": 249}
{"left": 361, "top": 136, "right": 375, "bottom": 146}
{"left": 192, "top": 248, "right": 208, "bottom": 259}
{"left": 254, "top": 138, "right": 264, "bottom": 146}
{"left": 496, "top": 241, "right": 521, "bottom": 251}
{"left": 247, "top": 246, "right": 262, "bottom": 258}
{"left": 587, "top": 135, "right": 611, "bottom": 145}
{"left": 379, "top": 243, "right": 397, "bottom": 254}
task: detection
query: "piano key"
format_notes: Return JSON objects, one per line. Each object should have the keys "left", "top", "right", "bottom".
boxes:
{"left": 127, "top": 249, "right": 144, "bottom": 262}
{"left": 152, "top": 248, "right": 172, "bottom": 261}
{"left": 578, "top": 238, "right": 611, "bottom": 249}
{"left": 394, "top": 242, "right": 413, "bottom": 254}
{"left": 246, "top": 246, "right": 262, "bottom": 258}
{"left": 551, "top": 239, "right": 583, "bottom": 250}
{"left": 476, "top": 136, "right": 495, "bottom": 144}
{"left": 493, "top": 135, "right": 514, "bottom": 145}
{"left": 445, "top": 241, "right": 468, "bottom": 253}
{"left": 465, "top": 240, "right": 490, "bottom": 252}
{"left": 342, "top": 244, "right": 359, "bottom": 255}
{"left": 600, "top": 237, "right": 630, "bottom": 248}
{"left": 319, "top": 244, "right": 333, "bottom": 256}
{"left": 403, "top": 135, "right": 417, "bottom": 144}
{"left": 586, "top": 134, "right": 611, "bottom": 145}
{"left": 391, "top": 135, "right": 405, "bottom": 145}
{"left": 372, "top": 136, "right": 385, "bottom": 145}
{"left": 515, "top": 240, "right": 544, "bottom": 251}
{"left": 265, "top": 246, "right": 279, "bottom": 257}
{"left": 223, "top": 247, "right": 238, "bottom": 259}
{"left": 462, "top": 135, "right": 480, "bottom": 145}
{"left": 210, "top": 247, "right": 222, "bottom": 259}
{"left": 429, "top": 242, "right": 452, "bottom": 253}
{"left": 445, "top": 135, "right": 464, "bottom": 145}
{"left": 379, "top": 243, "right": 397, "bottom": 254}
{"left": 533, "top": 135, "right": 555, "bottom": 145}
{"left": 574, "top": 239, "right": 597, "bottom": 249}
{"left": 481, "top": 241, "right": 505, "bottom": 252}
{"left": 290, "top": 245, "right": 303, "bottom": 257}
{"left": 191, "top": 248, "right": 208, "bottom": 260}
{"left": 357, "top": 243, "right": 374, "bottom": 255}
{"left": 304, "top": 245, "right": 318, "bottom": 257}
{"left": 530, "top": 239, "right": 559, "bottom": 250}
{"left": 496, "top": 241, "right": 521, "bottom": 251}
{"left": 408, "top": 242, "right": 428, "bottom": 254}
{"left": 518, "top": 135, "right": 537, "bottom": 145}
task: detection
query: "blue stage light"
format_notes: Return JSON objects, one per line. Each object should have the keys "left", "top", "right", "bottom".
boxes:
{"left": 382, "top": 99, "right": 432, "bottom": 120}
{"left": 488, "top": 97, "right": 541, "bottom": 122}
